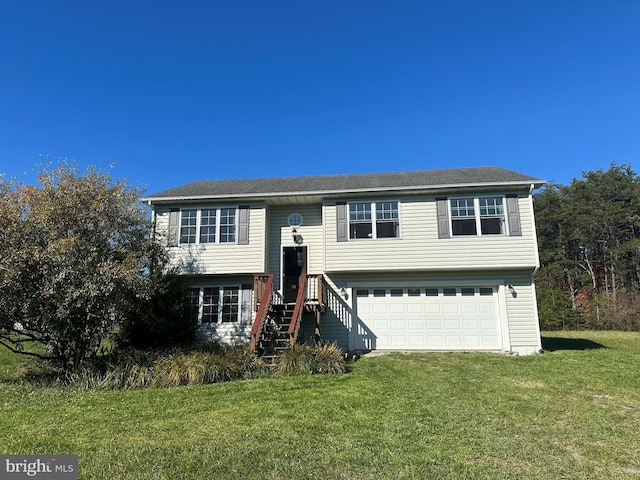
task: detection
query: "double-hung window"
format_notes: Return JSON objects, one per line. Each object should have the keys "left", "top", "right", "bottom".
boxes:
{"left": 179, "top": 207, "right": 237, "bottom": 244}
{"left": 478, "top": 197, "right": 504, "bottom": 235}
{"left": 180, "top": 209, "right": 198, "bottom": 244}
{"left": 219, "top": 208, "right": 236, "bottom": 243}
{"left": 348, "top": 201, "right": 400, "bottom": 239}
{"left": 199, "top": 209, "right": 217, "bottom": 243}
{"left": 450, "top": 196, "right": 505, "bottom": 236}
{"left": 450, "top": 198, "right": 477, "bottom": 235}
{"left": 187, "top": 286, "right": 240, "bottom": 324}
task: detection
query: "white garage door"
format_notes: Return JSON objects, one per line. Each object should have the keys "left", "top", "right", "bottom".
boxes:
{"left": 354, "top": 286, "right": 501, "bottom": 351}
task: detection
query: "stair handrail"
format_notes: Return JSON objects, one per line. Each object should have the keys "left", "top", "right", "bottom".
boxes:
{"left": 287, "top": 273, "right": 307, "bottom": 347}
{"left": 250, "top": 274, "right": 274, "bottom": 353}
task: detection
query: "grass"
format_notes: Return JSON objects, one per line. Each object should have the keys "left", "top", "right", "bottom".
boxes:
{"left": 1, "top": 331, "right": 639, "bottom": 479}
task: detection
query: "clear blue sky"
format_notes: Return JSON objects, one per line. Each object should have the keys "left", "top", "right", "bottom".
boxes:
{"left": 1, "top": 1, "right": 638, "bottom": 195}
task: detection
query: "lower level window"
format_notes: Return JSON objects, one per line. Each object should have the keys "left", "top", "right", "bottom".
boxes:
{"left": 187, "top": 286, "right": 240, "bottom": 324}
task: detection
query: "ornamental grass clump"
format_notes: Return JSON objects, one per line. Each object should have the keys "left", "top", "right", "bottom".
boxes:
{"left": 26, "top": 343, "right": 345, "bottom": 389}
{"left": 66, "top": 344, "right": 267, "bottom": 390}
{"left": 275, "top": 343, "right": 346, "bottom": 376}
{"left": 312, "top": 343, "right": 347, "bottom": 374}
{"left": 153, "top": 351, "right": 237, "bottom": 387}
{"left": 66, "top": 349, "right": 166, "bottom": 390}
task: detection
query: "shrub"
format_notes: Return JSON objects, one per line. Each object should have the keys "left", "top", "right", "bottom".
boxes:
{"left": 119, "top": 274, "right": 199, "bottom": 349}
{"left": 583, "top": 291, "right": 640, "bottom": 331}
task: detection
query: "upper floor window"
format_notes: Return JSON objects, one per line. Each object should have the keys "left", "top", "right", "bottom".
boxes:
{"left": 349, "top": 201, "right": 400, "bottom": 239}
{"left": 180, "top": 207, "right": 237, "bottom": 244}
{"left": 450, "top": 196, "right": 505, "bottom": 236}
{"left": 180, "top": 209, "right": 198, "bottom": 243}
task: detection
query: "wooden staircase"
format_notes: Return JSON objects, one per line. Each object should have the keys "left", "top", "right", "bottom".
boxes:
{"left": 257, "top": 304, "right": 296, "bottom": 362}
{"left": 250, "top": 273, "right": 326, "bottom": 360}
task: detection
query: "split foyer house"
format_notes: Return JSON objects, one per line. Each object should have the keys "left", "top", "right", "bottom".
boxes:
{"left": 142, "top": 166, "right": 546, "bottom": 356}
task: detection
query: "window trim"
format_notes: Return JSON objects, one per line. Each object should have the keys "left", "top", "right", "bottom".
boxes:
{"left": 179, "top": 206, "right": 239, "bottom": 245}
{"left": 448, "top": 196, "right": 508, "bottom": 237}
{"left": 347, "top": 200, "right": 402, "bottom": 240}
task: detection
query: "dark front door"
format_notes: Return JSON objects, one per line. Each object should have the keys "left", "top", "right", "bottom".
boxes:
{"left": 282, "top": 246, "right": 307, "bottom": 303}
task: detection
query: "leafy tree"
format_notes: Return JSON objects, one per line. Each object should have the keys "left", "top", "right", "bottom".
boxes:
{"left": 0, "top": 163, "right": 175, "bottom": 371}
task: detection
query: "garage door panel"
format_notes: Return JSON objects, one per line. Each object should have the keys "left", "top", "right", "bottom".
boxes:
{"left": 355, "top": 286, "right": 501, "bottom": 351}
{"left": 372, "top": 304, "right": 388, "bottom": 314}
{"left": 407, "top": 304, "right": 423, "bottom": 314}
{"left": 463, "top": 318, "right": 479, "bottom": 329}
{"left": 425, "top": 304, "right": 441, "bottom": 314}
{"left": 481, "top": 318, "right": 498, "bottom": 329}
{"left": 371, "top": 319, "right": 390, "bottom": 330}
{"left": 464, "top": 337, "right": 482, "bottom": 348}
{"left": 461, "top": 303, "right": 479, "bottom": 314}
{"left": 390, "top": 319, "right": 406, "bottom": 329}
{"left": 480, "top": 304, "right": 497, "bottom": 314}
{"left": 390, "top": 303, "right": 406, "bottom": 314}
{"left": 391, "top": 335, "right": 408, "bottom": 347}
{"left": 359, "top": 304, "right": 373, "bottom": 315}
{"left": 443, "top": 304, "right": 459, "bottom": 314}
{"left": 426, "top": 319, "right": 443, "bottom": 329}
{"left": 408, "top": 319, "right": 424, "bottom": 329}
{"left": 482, "top": 335, "right": 499, "bottom": 346}
{"left": 445, "top": 318, "right": 461, "bottom": 329}
{"left": 445, "top": 335, "right": 463, "bottom": 347}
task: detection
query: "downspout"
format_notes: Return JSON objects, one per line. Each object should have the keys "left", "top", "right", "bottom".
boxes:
{"left": 529, "top": 184, "right": 541, "bottom": 271}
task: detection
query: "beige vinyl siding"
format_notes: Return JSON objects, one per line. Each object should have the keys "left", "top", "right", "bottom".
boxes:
{"left": 324, "top": 195, "right": 538, "bottom": 272}
{"left": 267, "top": 205, "right": 323, "bottom": 292}
{"left": 502, "top": 271, "right": 542, "bottom": 354}
{"left": 155, "top": 204, "right": 266, "bottom": 275}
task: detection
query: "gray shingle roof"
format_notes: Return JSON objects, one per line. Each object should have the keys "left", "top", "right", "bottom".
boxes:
{"left": 143, "top": 166, "right": 544, "bottom": 202}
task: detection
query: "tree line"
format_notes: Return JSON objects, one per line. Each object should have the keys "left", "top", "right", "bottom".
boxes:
{"left": 535, "top": 163, "right": 640, "bottom": 330}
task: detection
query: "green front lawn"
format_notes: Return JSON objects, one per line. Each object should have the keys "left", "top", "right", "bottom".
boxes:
{"left": 1, "top": 331, "right": 639, "bottom": 479}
